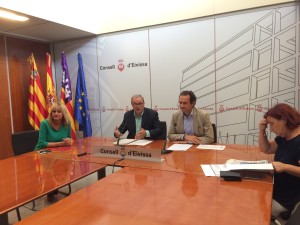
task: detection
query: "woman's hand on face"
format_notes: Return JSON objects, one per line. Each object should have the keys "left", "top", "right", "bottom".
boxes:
{"left": 259, "top": 119, "right": 268, "bottom": 132}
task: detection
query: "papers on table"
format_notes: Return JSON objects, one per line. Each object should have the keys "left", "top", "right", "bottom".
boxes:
{"left": 201, "top": 163, "right": 273, "bottom": 177}
{"left": 197, "top": 144, "right": 226, "bottom": 150}
{"left": 166, "top": 144, "right": 193, "bottom": 151}
{"left": 128, "top": 139, "right": 153, "bottom": 146}
{"left": 201, "top": 164, "right": 227, "bottom": 176}
{"left": 225, "top": 163, "right": 273, "bottom": 171}
{"left": 226, "top": 159, "right": 268, "bottom": 164}
{"left": 113, "top": 139, "right": 153, "bottom": 146}
{"left": 165, "top": 144, "right": 225, "bottom": 151}
{"left": 224, "top": 158, "right": 272, "bottom": 171}
{"left": 113, "top": 139, "right": 136, "bottom": 145}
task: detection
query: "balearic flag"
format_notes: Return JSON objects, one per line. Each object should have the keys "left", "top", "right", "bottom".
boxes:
{"left": 46, "top": 53, "right": 57, "bottom": 112}
{"left": 28, "top": 53, "right": 48, "bottom": 129}
{"left": 60, "top": 52, "right": 76, "bottom": 139}
{"left": 74, "top": 53, "right": 92, "bottom": 137}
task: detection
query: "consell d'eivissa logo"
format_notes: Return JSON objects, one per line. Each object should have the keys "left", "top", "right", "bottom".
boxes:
{"left": 99, "top": 59, "right": 148, "bottom": 72}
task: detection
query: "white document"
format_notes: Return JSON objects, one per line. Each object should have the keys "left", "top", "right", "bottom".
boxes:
{"left": 226, "top": 159, "right": 268, "bottom": 164}
{"left": 113, "top": 139, "right": 136, "bottom": 145}
{"left": 225, "top": 163, "right": 273, "bottom": 171}
{"left": 197, "top": 144, "right": 225, "bottom": 150}
{"left": 113, "top": 139, "right": 153, "bottom": 146}
{"left": 127, "top": 139, "right": 153, "bottom": 146}
{"left": 201, "top": 163, "right": 273, "bottom": 177}
{"left": 201, "top": 164, "right": 228, "bottom": 176}
{"left": 167, "top": 144, "right": 193, "bottom": 151}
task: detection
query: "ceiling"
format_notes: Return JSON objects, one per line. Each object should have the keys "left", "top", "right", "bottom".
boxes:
{"left": 0, "top": 0, "right": 295, "bottom": 43}
{"left": 0, "top": 8, "right": 95, "bottom": 42}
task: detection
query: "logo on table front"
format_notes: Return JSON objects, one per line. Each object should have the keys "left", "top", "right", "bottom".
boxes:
{"left": 118, "top": 59, "right": 125, "bottom": 72}
{"left": 120, "top": 149, "right": 126, "bottom": 157}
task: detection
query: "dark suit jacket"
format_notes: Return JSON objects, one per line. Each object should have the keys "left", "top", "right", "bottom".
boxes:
{"left": 117, "top": 108, "right": 162, "bottom": 139}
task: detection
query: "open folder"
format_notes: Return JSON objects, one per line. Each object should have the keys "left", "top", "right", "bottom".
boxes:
{"left": 224, "top": 158, "right": 273, "bottom": 171}
{"left": 224, "top": 163, "right": 273, "bottom": 171}
{"left": 201, "top": 162, "right": 273, "bottom": 177}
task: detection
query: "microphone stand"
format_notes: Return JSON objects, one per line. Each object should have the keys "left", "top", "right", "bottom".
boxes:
{"left": 116, "top": 119, "right": 128, "bottom": 146}
{"left": 161, "top": 140, "right": 173, "bottom": 154}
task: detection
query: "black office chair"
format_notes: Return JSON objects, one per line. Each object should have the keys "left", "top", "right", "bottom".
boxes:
{"left": 286, "top": 202, "right": 300, "bottom": 225}
{"left": 211, "top": 123, "right": 217, "bottom": 143}
{"left": 12, "top": 130, "right": 39, "bottom": 221}
{"left": 157, "top": 121, "right": 167, "bottom": 140}
{"left": 12, "top": 130, "right": 39, "bottom": 156}
{"left": 271, "top": 202, "right": 300, "bottom": 225}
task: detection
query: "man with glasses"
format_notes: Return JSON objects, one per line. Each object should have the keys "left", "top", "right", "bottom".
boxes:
{"left": 168, "top": 90, "right": 214, "bottom": 144}
{"left": 114, "top": 94, "right": 162, "bottom": 139}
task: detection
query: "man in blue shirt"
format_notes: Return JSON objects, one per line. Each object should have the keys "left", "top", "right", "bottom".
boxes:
{"left": 168, "top": 90, "right": 214, "bottom": 144}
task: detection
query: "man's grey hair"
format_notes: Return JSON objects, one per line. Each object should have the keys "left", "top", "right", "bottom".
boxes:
{"left": 131, "top": 94, "right": 144, "bottom": 103}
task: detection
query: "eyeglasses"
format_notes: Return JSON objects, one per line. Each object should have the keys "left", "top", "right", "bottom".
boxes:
{"left": 132, "top": 102, "right": 144, "bottom": 106}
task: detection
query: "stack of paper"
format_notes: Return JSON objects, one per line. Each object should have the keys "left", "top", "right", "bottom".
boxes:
{"left": 201, "top": 162, "right": 273, "bottom": 177}
{"left": 226, "top": 159, "right": 268, "bottom": 164}
{"left": 225, "top": 163, "right": 273, "bottom": 171}
{"left": 197, "top": 144, "right": 226, "bottom": 150}
{"left": 167, "top": 144, "right": 193, "bottom": 151}
{"left": 113, "top": 139, "right": 153, "bottom": 146}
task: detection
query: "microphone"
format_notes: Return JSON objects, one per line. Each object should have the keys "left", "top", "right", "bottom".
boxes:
{"left": 116, "top": 118, "right": 128, "bottom": 146}
{"left": 161, "top": 139, "right": 173, "bottom": 154}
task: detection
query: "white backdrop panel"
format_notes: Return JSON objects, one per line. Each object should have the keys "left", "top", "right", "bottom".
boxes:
{"left": 53, "top": 3, "right": 300, "bottom": 144}
{"left": 149, "top": 20, "right": 215, "bottom": 130}
{"left": 96, "top": 30, "right": 151, "bottom": 137}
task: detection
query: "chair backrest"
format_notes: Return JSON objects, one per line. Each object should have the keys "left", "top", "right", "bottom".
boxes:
{"left": 157, "top": 121, "right": 167, "bottom": 140}
{"left": 212, "top": 123, "right": 217, "bottom": 143}
{"left": 12, "top": 130, "right": 39, "bottom": 156}
{"left": 286, "top": 202, "right": 300, "bottom": 225}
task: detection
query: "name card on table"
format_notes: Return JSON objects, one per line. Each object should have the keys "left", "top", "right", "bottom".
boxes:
{"left": 92, "top": 145, "right": 162, "bottom": 163}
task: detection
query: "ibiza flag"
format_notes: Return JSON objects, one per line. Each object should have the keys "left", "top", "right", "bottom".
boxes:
{"left": 28, "top": 53, "right": 48, "bottom": 129}
{"left": 46, "top": 53, "right": 57, "bottom": 112}
{"left": 60, "top": 52, "right": 76, "bottom": 139}
{"left": 74, "top": 53, "right": 92, "bottom": 137}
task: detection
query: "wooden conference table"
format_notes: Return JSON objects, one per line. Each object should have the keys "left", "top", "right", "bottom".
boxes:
{"left": 15, "top": 137, "right": 274, "bottom": 225}
{"left": 38, "top": 137, "right": 275, "bottom": 175}
{"left": 0, "top": 151, "right": 106, "bottom": 225}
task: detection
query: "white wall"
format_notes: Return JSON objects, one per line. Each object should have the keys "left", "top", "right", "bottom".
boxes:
{"left": 54, "top": 2, "right": 300, "bottom": 145}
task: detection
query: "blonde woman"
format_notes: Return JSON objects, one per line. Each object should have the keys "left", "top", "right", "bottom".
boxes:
{"left": 35, "top": 102, "right": 72, "bottom": 150}
{"left": 35, "top": 103, "right": 73, "bottom": 202}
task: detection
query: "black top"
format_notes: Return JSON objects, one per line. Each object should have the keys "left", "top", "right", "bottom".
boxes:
{"left": 117, "top": 107, "right": 162, "bottom": 139}
{"left": 274, "top": 135, "right": 300, "bottom": 210}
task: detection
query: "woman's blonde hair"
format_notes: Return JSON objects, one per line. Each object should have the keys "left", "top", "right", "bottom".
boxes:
{"left": 47, "top": 102, "right": 70, "bottom": 127}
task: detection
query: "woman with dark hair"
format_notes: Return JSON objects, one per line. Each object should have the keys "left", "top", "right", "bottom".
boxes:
{"left": 259, "top": 103, "right": 300, "bottom": 218}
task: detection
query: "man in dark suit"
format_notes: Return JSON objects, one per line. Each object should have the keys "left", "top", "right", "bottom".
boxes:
{"left": 114, "top": 94, "right": 162, "bottom": 139}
